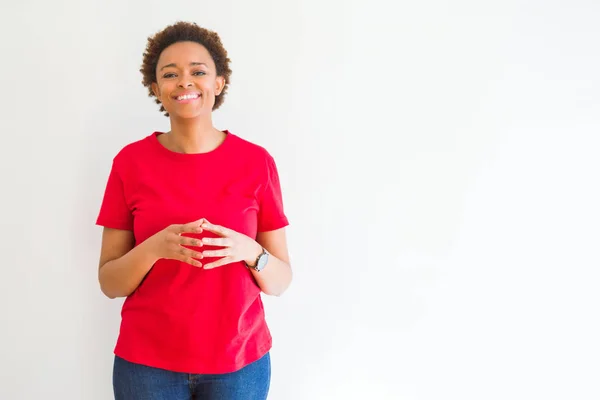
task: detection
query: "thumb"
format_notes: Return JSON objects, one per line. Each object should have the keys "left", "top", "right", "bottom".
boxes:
{"left": 180, "top": 218, "right": 206, "bottom": 234}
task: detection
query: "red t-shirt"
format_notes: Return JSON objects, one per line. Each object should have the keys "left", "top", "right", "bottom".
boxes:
{"left": 96, "top": 131, "right": 289, "bottom": 374}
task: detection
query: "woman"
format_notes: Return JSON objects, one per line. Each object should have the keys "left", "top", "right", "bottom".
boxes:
{"left": 96, "top": 21, "right": 292, "bottom": 400}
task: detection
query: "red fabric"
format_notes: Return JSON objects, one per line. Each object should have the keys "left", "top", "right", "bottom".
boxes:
{"left": 96, "top": 131, "right": 289, "bottom": 374}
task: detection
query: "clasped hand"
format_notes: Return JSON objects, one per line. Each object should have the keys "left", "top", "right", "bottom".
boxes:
{"left": 146, "top": 218, "right": 261, "bottom": 269}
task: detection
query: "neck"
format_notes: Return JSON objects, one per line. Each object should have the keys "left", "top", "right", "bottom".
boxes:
{"left": 164, "top": 116, "right": 225, "bottom": 154}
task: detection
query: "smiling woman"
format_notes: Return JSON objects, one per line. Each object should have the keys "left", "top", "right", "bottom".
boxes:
{"left": 150, "top": 42, "right": 225, "bottom": 120}
{"left": 95, "top": 21, "right": 291, "bottom": 400}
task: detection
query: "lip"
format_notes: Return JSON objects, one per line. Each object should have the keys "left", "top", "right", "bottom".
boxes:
{"left": 173, "top": 92, "right": 201, "bottom": 103}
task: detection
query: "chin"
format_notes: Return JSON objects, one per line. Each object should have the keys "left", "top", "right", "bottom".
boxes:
{"left": 173, "top": 112, "right": 201, "bottom": 119}
{"left": 170, "top": 110, "right": 210, "bottom": 120}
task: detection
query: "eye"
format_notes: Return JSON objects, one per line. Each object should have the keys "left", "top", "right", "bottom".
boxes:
{"left": 193, "top": 71, "right": 206, "bottom": 76}
{"left": 163, "top": 73, "right": 176, "bottom": 79}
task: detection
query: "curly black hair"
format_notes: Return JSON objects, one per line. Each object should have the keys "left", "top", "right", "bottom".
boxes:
{"left": 140, "top": 21, "right": 232, "bottom": 116}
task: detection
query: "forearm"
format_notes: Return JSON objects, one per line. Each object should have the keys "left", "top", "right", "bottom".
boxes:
{"left": 248, "top": 251, "right": 292, "bottom": 296}
{"left": 99, "top": 240, "right": 159, "bottom": 299}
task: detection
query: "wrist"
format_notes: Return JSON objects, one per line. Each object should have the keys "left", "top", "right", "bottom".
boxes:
{"left": 244, "top": 241, "right": 263, "bottom": 266}
{"left": 139, "top": 237, "right": 160, "bottom": 264}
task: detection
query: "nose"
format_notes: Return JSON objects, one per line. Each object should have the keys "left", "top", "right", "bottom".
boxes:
{"left": 177, "top": 75, "right": 193, "bottom": 88}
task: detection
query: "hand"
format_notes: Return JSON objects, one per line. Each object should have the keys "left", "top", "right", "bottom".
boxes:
{"left": 199, "top": 219, "right": 262, "bottom": 269}
{"left": 144, "top": 218, "right": 205, "bottom": 268}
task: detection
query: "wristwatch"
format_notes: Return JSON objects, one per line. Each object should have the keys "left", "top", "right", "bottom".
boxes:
{"left": 245, "top": 248, "right": 269, "bottom": 272}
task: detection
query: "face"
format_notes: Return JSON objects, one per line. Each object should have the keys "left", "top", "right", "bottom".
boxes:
{"left": 152, "top": 41, "right": 225, "bottom": 119}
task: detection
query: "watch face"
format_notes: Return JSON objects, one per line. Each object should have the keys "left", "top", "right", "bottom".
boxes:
{"left": 256, "top": 252, "right": 269, "bottom": 271}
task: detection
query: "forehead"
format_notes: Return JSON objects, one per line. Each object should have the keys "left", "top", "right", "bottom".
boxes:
{"left": 157, "top": 41, "right": 214, "bottom": 68}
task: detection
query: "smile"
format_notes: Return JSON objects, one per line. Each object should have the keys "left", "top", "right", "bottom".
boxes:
{"left": 175, "top": 93, "right": 200, "bottom": 101}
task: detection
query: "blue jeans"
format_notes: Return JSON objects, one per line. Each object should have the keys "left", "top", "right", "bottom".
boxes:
{"left": 113, "top": 353, "right": 271, "bottom": 400}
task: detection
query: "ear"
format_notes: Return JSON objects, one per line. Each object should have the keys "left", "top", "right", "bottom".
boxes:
{"left": 215, "top": 76, "right": 226, "bottom": 96}
{"left": 151, "top": 82, "right": 160, "bottom": 98}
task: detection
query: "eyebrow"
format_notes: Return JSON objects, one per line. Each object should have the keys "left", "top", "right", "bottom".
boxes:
{"left": 160, "top": 62, "right": 208, "bottom": 71}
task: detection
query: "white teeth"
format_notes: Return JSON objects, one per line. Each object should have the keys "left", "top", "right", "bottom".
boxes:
{"left": 177, "top": 94, "right": 199, "bottom": 100}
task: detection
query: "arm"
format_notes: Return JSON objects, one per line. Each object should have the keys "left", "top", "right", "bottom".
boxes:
{"left": 199, "top": 223, "right": 292, "bottom": 297}
{"left": 247, "top": 228, "right": 292, "bottom": 297}
{"left": 98, "top": 220, "right": 207, "bottom": 299}
{"left": 97, "top": 228, "right": 158, "bottom": 299}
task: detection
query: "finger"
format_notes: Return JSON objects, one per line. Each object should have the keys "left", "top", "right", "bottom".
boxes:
{"left": 174, "top": 245, "right": 204, "bottom": 261}
{"left": 177, "top": 218, "right": 206, "bottom": 234}
{"left": 203, "top": 256, "right": 234, "bottom": 270}
{"left": 178, "top": 236, "right": 203, "bottom": 247}
{"left": 183, "top": 256, "right": 203, "bottom": 268}
{"left": 172, "top": 250, "right": 203, "bottom": 268}
{"left": 201, "top": 221, "right": 230, "bottom": 237}
{"left": 201, "top": 237, "right": 232, "bottom": 247}
{"left": 202, "top": 248, "right": 232, "bottom": 258}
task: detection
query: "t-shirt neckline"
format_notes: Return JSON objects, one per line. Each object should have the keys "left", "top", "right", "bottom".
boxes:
{"left": 149, "top": 130, "right": 233, "bottom": 161}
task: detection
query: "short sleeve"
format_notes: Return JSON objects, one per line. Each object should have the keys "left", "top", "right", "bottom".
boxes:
{"left": 257, "top": 154, "right": 289, "bottom": 232}
{"left": 96, "top": 159, "right": 133, "bottom": 231}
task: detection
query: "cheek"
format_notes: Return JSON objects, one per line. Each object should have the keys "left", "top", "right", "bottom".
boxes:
{"left": 157, "top": 84, "right": 176, "bottom": 105}
{"left": 157, "top": 83, "right": 169, "bottom": 98}
{"left": 198, "top": 80, "right": 217, "bottom": 94}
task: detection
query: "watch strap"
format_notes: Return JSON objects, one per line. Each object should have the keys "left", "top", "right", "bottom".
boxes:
{"left": 245, "top": 248, "right": 267, "bottom": 271}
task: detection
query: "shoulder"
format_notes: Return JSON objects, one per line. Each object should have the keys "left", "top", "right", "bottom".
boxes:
{"left": 226, "top": 132, "right": 284, "bottom": 189}
{"left": 227, "top": 132, "right": 274, "bottom": 162}
{"left": 226, "top": 132, "right": 280, "bottom": 177}
{"left": 111, "top": 133, "right": 156, "bottom": 168}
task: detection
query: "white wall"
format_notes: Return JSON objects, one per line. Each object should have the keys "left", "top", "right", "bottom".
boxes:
{"left": 1, "top": 1, "right": 599, "bottom": 399}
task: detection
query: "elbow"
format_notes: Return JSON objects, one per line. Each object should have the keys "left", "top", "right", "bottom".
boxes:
{"left": 273, "top": 281, "right": 292, "bottom": 297}
{"left": 263, "top": 288, "right": 285, "bottom": 297}
{"left": 98, "top": 278, "right": 129, "bottom": 299}
{"left": 263, "top": 287, "right": 282, "bottom": 297}
{"left": 263, "top": 273, "right": 292, "bottom": 297}
{"left": 101, "top": 287, "right": 129, "bottom": 299}
{"left": 100, "top": 288, "right": 115, "bottom": 299}
{"left": 99, "top": 284, "right": 119, "bottom": 299}
{"left": 98, "top": 273, "right": 116, "bottom": 299}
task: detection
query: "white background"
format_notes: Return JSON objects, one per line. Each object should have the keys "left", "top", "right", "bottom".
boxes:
{"left": 1, "top": 1, "right": 599, "bottom": 399}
